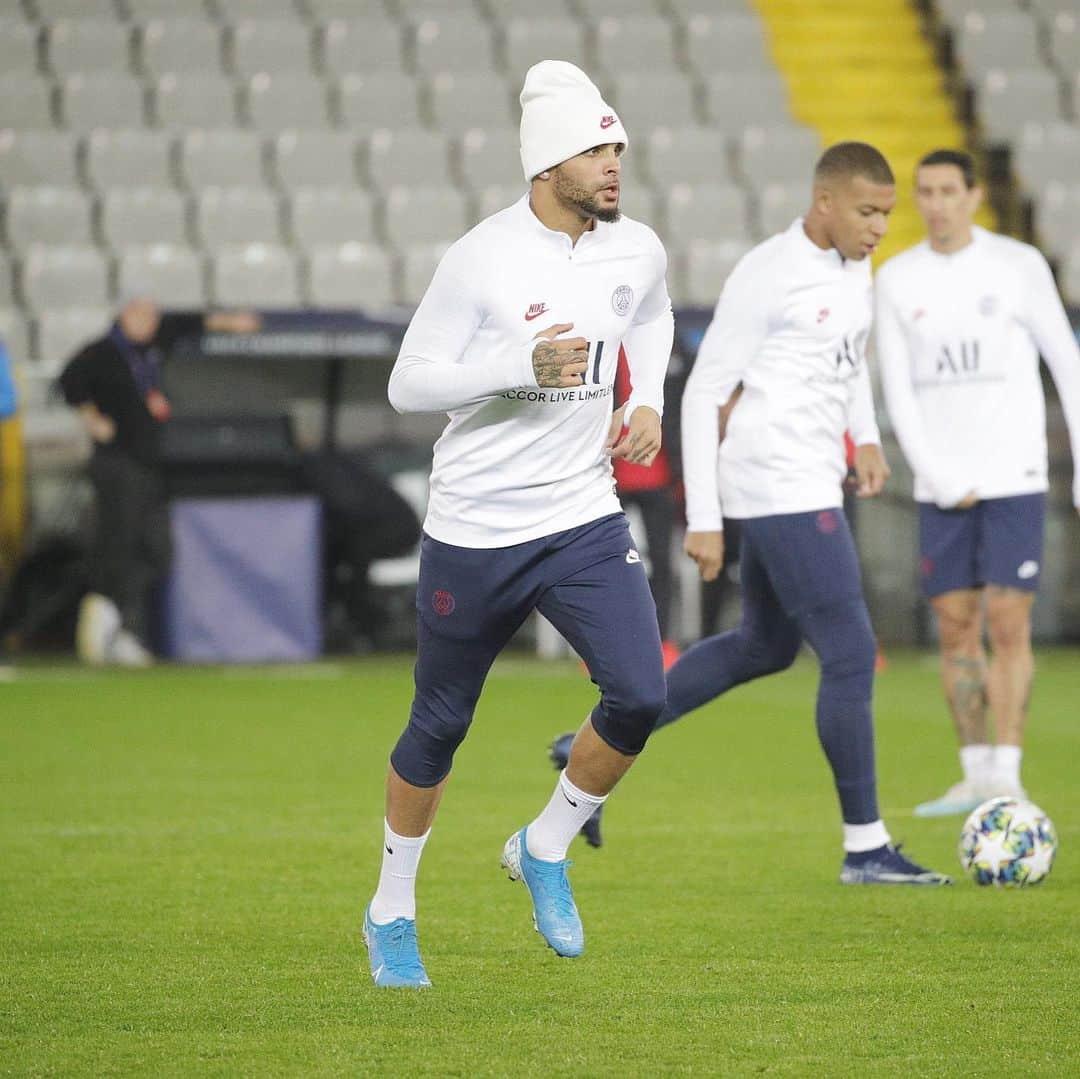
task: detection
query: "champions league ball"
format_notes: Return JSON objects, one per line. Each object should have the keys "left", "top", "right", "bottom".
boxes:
{"left": 959, "top": 797, "right": 1057, "bottom": 887}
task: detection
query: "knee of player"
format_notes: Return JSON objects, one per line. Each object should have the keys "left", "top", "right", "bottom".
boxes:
{"left": 985, "top": 609, "right": 1032, "bottom": 654}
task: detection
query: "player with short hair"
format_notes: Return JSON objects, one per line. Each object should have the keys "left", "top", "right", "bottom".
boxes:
{"left": 363, "top": 61, "right": 675, "bottom": 987}
{"left": 875, "top": 148, "right": 1080, "bottom": 817}
{"left": 660, "top": 141, "right": 950, "bottom": 885}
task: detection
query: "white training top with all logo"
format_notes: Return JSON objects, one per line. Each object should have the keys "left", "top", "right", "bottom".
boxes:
{"left": 682, "top": 218, "right": 881, "bottom": 531}
{"left": 389, "top": 195, "right": 673, "bottom": 548}
{"left": 875, "top": 226, "right": 1080, "bottom": 509}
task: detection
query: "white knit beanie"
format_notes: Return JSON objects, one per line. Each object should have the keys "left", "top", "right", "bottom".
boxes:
{"left": 519, "top": 60, "right": 629, "bottom": 182}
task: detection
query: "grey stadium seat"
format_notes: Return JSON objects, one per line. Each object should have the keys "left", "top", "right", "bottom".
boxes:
{"left": 60, "top": 73, "right": 145, "bottom": 132}
{"left": 211, "top": 244, "right": 300, "bottom": 309}
{"left": 612, "top": 73, "right": 699, "bottom": 135}
{"left": 979, "top": 69, "right": 1064, "bottom": 144}
{"left": 0, "top": 255, "right": 14, "bottom": 309}
{"left": 365, "top": 128, "right": 453, "bottom": 191}
{"left": 336, "top": 73, "right": 423, "bottom": 132}
{"left": 138, "top": 19, "right": 224, "bottom": 77}
{"left": 289, "top": 187, "right": 376, "bottom": 249}
{"left": 0, "top": 308, "right": 29, "bottom": 365}
{"left": 1013, "top": 122, "right": 1080, "bottom": 196}
{"left": 20, "top": 246, "right": 109, "bottom": 312}
{"left": 456, "top": 128, "right": 525, "bottom": 190}
{"left": 1059, "top": 241, "right": 1080, "bottom": 304}
{"left": 229, "top": 19, "right": 314, "bottom": 77}
{"left": 84, "top": 129, "right": 175, "bottom": 190}
{"left": 680, "top": 239, "right": 752, "bottom": 307}
{"left": 642, "top": 126, "right": 732, "bottom": 187}
{"left": 594, "top": 16, "right": 678, "bottom": 75}
{"left": 153, "top": 74, "right": 239, "bottom": 130}
{"left": 305, "top": 243, "right": 393, "bottom": 310}
{"left": 6, "top": 187, "right": 93, "bottom": 252}
{"left": 474, "top": 184, "right": 527, "bottom": 220}
{"left": 615, "top": 185, "right": 655, "bottom": 226}
{"left": 122, "top": 0, "right": 207, "bottom": 16}
{"left": 502, "top": 18, "right": 589, "bottom": 76}
{"left": 321, "top": 19, "right": 406, "bottom": 76}
{"left": 936, "top": 0, "right": 1018, "bottom": 26}
{"left": 758, "top": 182, "right": 808, "bottom": 238}
{"left": 410, "top": 15, "right": 496, "bottom": 73}
{"left": 663, "top": 183, "right": 752, "bottom": 245}
{"left": 576, "top": 0, "right": 664, "bottom": 22}
{"left": 955, "top": 13, "right": 1043, "bottom": 76}
{"left": 1048, "top": 15, "right": 1080, "bottom": 71}
{"left": 195, "top": 187, "right": 281, "bottom": 250}
{"left": 0, "top": 18, "right": 40, "bottom": 75}
{"left": 398, "top": 242, "right": 452, "bottom": 305}
{"left": 737, "top": 125, "right": 821, "bottom": 187}
{"left": 0, "top": 131, "right": 80, "bottom": 189}
{"left": 0, "top": 77, "right": 55, "bottom": 129}
{"left": 212, "top": 0, "right": 303, "bottom": 19}
{"left": 1034, "top": 181, "right": 1080, "bottom": 259}
{"left": 703, "top": 71, "right": 792, "bottom": 134}
{"left": 32, "top": 0, "right": 116, "bottom": 18}
{"left": 668, "top": 0, "right": 762, "bottom": 17}
{"left": 179, "top": 129, "right": 266, "bottom": 189}
{"left": 34, "top": 307, "right": 112, "bottom": 367}
{"left": 426, "top": 72, "right": 516, "bottom": 135}
{"left": 245, "top": 73, "right": 332, "bottom": 131}
{"left": 685, "top": 14, "right": 774, "bottom": 75}
{"left": 116, "top": 245, "right": 206, "bottom": 308}
{"left": 99, "top": 187, "right": 189, "bottom": 248}
{"left": 483, "top": 0, "right": 574, "bottom": 21}
{"left": 382, "top": 186, "right": 469, "bottom": 249}
{"left": 272, "top": 129, "right": 359, "bottom": 191}
{"left": 46, "top": 19, "right": 133, "bottom": 77}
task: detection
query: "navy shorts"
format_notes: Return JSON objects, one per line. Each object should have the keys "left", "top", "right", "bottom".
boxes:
{"left": 918, "top": 493, "right": 1046, "bottom": 599}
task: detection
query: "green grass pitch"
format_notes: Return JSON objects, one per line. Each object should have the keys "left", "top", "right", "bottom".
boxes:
{"left": 1, "top": 651, "right": 1077, "bottom": 1076}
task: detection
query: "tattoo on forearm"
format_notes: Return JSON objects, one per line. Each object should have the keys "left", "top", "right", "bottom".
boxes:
{"left": 946, "top": 655, "right": 988, "bottom": 741}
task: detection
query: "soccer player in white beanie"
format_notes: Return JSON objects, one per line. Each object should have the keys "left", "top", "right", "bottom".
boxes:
{"left": 876, "top": 148, "right": 1080, "bottom": 817}
{"left": 362, "top": 61, "right": 674, "bottom": 987}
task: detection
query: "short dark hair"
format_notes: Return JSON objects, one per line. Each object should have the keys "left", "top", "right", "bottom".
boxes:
{"left": 814, "top": 141, "right": 895, "bottom": 186}
{"left": 917, "top": 148, "right": 977, "bottom": 188}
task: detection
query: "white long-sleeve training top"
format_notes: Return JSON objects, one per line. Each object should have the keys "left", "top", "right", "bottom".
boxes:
{"left": 682, "top": 218, "right": 881, "bottom": 531}
{"left": 389, "top": 195, "right": 674, "bottom": 547}
{"left": 875, "top": 226, "right": 1080, "bottom": 509}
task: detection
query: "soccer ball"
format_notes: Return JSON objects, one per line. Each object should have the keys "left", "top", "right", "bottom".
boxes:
{"left": 958, "top": 797, "right": 1057, "bottom": 887}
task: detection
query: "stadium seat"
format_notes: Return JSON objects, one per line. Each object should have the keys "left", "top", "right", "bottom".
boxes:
{"left": 668, "top": 0, "right": 759, "bottom": 17}
{"left": 229, "top": 19, "right": 314, "bottom": 77}
{"left": 1047, "top": 14, "right": 1080, "bottom": 71}
{"left": 398, "top": 242, "right": 452, "bottom": 305}
{"left": 954, "top": 13, "right": 1043, "bottom": 77}
{"left": 0, "top": 18, "right": 40, "bottom": 75}
{"left": 33, "top": 0, "right": 116, "bottom": 18}
{"left": 979, "top": 69, "right": 1064, "bottom": 144}
{"left": 410, "top": 15, "right": 497, "bottom": 73}
{"left": 737, "top": 125, "right": 821, "bottom": 187}
{"left": 703, "top": 71, "right": 792, "bottom": 133}
{"left": 663, "top": 183, "right": 752, "bottom": 245}
{"left": 195, "top": 187, "right": 282, "bottom": 250}
{"left": 213, "top": 0, "right": 303, "bottom": 19}
{"left": 1059, "top": 241, "right": 1080, "bottom": 303}
{"left": 426, "top": 72, "right": 516, "bottom": 134}
{"left": 473, "top": 184, "right": 527, "bottom": 220}
{"left": 5, "top": 188, "right": 93, "bottom": 252}
{"left": 502, "top": 18, "right": 589, "bottom": 76}
{"left": 245, "top": 73, "right": 332, "bottom": 132}
{"left": 20, "top": 246, "right": 109, "bottom": 312}
{"left": 685, "top": 14, "right": 774, "bottom": 76}
{"left": 153, "top": 74, "right": 239, "bottom": 130}
{"left": 0, "top": 307, "right": 29, "bottom": 365}
{"left": 680, "top": 239, "right": 752, "bottom": 306}
{"left": 594, "top": 17, "right": 679, "bottom": 76}
{"left": 575, "top": 0, "right": 664, "bottom": 22}
{"left": 1013, "top": 122, "right": 1080, "bottom": 196}
{"left": 0, "top": 131, "right": 80, "bottom": 189}
{"left": 123, "top": 0, "right": 202, "bottom": 17}
{"left": 305, "top": 0, "right": 396, "bottom": 16}
{"left": 611, "top": 73, "right": 699, "bottom": 134}
{"left": 116, "top": 245, "right": 206, "bottom": 308}
{"left": 84, "top": 129, "right": 175, "bottom": 191}
{"left": 0, "top": 76, "right": 55, "bottom": 129}
{"left": 33, "top": 307, "right": 112, "bottom": 367}
{"left": 137, "top": 19, "right": 224, "bottom": 78}
{"left": 0, "top": 254, "right": 14, "bottom": 310}
{"left": 759, "top": 182, "right": 808, "bottom": 237}
{"left": 99, "top": 187, "right": 189, "bottom": 248}
{"left": 615, "top": 185, "right": 656, "bottom": 226}
{"left": 382, "top": 186, "right": 470, "bottom": 249}
{"left": 936, "top": 0, "right": 1018, "bottom": 26}
{"left": 336, "top": 73, "right": 423, "bottom": 132}
{"left": 365, "top": 128, "right": 453, "bottom": 191}
{"left": 288, "top": 187, "right": 376, "bottom": 249}
{"left": 60, "top": 72, "right": 145, "bottom": 132}
{"left": 320, "top": 19, "right": 406, "bottom": 76}
{"left": 210, "top": 244, "right": 300, "bottom": 308}
{"left": 456, "top": 128, "right": 525, "bottom": 190}
{"left": 179, "top": 129, "right": 267, "bottom": 189}
{"left": 641, "top": 126, "right": 732, "bottom": 186}
{"left": 1034, "top": 181, "right": 1080, "bottom": 258}
{"left": 46, "top": 19, "right": 132, "bottom": 77}
{"left": 272, "top": 129, "right": 359, "bottom": 191}
{"left": 483, "top": 0, "right": 575, "bottom": 21}
{"left": 305, "top": 242, "right": 393, "bottom": 310}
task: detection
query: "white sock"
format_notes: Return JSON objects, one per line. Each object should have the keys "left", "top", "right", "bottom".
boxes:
{"left": 992, "top": 744, "right": 1023, "bottom": 789}
{"left": 960, "top": 744, "right": 992, "bottom": 785}
{"left": 525, "top": 772, "right": 607, "bottom": 862}
{"left": 369, "top": 819, "right": 430, "bottom": 925}
{"left": 843, "top": 819, "right": 891, "bottom": 853}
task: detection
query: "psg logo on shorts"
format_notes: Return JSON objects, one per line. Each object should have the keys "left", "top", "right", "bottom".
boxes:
{"left": 816, "top": 510, "right": 838, "bottom": 535}
{"left": 432, "top": 590, "right": 456, "bottom": 616}
{"left": 612, "top": 285, "right": 633, "bottom": 316}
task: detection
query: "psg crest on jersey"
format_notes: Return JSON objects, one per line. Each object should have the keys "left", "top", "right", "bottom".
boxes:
{"left": 612, "top": 285, "right": 633, "bottom": 316}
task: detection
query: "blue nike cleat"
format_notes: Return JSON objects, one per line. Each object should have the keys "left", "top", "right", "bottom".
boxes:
{"left": 840, "top": 843, "right": 953, "bottom": 886}
{"left": 548, "top": 733, "right": 604, "bottom": 848}
{"left": 501, "top": 826, "right": 584, "bottom": 957}
{"left": 362, "top": 905, "right": 432, "bottom": 988}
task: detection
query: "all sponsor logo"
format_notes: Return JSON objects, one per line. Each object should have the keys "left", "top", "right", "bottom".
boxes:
{"left": 524, "top": 302, "right": 549, "bottom": 322}
{"left": 600, "top": 115, "right": 617, "bottom": 130}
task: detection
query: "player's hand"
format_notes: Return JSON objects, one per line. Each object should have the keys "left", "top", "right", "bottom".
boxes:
{"left": 79, "top": 404, "right": 116, "bottom": 444}
{"left": 955, "top": 491, "right": 979, "bottom": 510}
{"left": 531, "top": 322, "right": 589, "bottom": 388}
{"left": 607, "top": 406, "right": 661, "bottom": 465}
{"left": 605, "top": 405, "right": 626, "bottom": 451}
{"left": 685, "top": 530, "right": 724, "bottom": 582}
{"left": 854, "top": 443, "right": 890, "bottom": 498}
